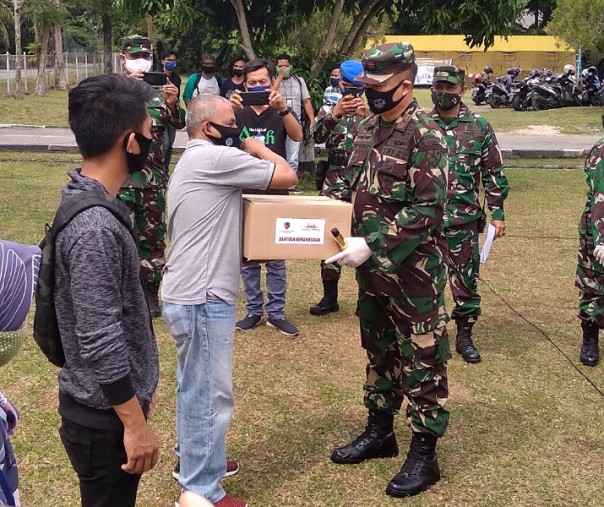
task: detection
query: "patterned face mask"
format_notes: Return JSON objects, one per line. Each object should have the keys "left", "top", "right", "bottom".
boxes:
{"left": 431, "top": 91, "right": 461, "bottom": 111}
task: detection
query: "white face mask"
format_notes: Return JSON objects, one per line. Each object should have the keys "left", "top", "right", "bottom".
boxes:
{"left": 124, "top": 57, "right": 153, "bottom": 73}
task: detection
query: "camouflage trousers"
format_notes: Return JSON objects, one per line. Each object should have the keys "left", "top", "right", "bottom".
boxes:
{"left": 356, "top": 289, "right": 451, "bottom": 438}
{"left": 320, "top": 160, "right": 352, "bottom": 203}
{"left": 445, "top": 221, "right": 481, "bottom": 322}
{"left": 120, "top": 186, "right": 167, "bottom": 284}
{"left": 319, "top": 260, "right": 341, "bottom": 281}
{"left": 576, "top": 231, "right": 604, "bottom": 327}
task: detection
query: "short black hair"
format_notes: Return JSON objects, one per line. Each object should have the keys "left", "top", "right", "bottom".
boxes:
{"left": 202, "top": 54, "right": 216, "bottom": 63}
{"left": 161, "top": 50, "right": 177, "bottom": 60}
{"left": 232, "top": 56, "right": 247, "bottom": 66}
{"left": 275, "top": 54, "right": 292, "bottom": 64}
{"left": 330, "top": 65, "right": 340, "bottom": 73}
{"left": 243, "top": 58, "right": 274, "bottom": 82}
{"left": 68, "top": 74, "right": 154, "bottom": 159}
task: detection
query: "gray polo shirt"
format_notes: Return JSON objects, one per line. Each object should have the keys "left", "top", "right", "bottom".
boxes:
{"left": 162, "top": 139, "right": 274, "bottom": 305}
{"left": 278, "top": 75, "right": 310, "bottom": 118}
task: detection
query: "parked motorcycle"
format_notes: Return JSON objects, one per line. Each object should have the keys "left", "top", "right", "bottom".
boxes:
{"left": 469, "top": 73, "right": 488, "bottom": 105}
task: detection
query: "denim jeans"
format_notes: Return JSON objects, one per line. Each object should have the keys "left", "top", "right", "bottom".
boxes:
{"left": 162, "top": 299, "right": 236, "bottom": 503}
{"left": 163, "top": 125, "right": 177, "bottom": 170}
{"left": 241, "top": 261, "right": 286, "bottom": 320}
{"left": 285, "top": 135, "right": 300, "bottom": 173}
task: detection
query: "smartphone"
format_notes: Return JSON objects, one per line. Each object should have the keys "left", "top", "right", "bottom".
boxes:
{"left": 240, "top": 91, "right": 271, "bottom": 106}
{"left": 342, "top": 87, "right": 358, "bottom": 98}
{"left": 142, "top": 72, "right": 167, "bottom": 86}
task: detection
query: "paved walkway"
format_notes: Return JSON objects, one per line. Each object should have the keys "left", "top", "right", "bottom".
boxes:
{"left": 0, "top": 124, "right": 600, "bottom": 157}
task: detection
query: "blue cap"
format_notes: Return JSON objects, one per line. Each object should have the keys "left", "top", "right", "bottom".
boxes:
{"left": 340, "top": 60, "right": 364, "bottom": 87}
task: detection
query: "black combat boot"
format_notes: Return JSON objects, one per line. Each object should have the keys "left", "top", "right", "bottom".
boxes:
{"left": 455, "top": 317, "right": 481, "bottom": 363}
{"left": 309, "top": 279, "right": 340, "bottom": 316}
{"left": 331, "top": 411, "right": 398, "bottom": 464}
{"left": 580, "top": 320, "right": 600, "bottom": 366}
{"left": 386, "top": 433, "right": 440, "bottom": 498}
{"left": 144, "top": 281, "right": 161, "bottom": 318}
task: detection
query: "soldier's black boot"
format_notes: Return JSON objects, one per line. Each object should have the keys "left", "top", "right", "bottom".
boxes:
{"left": 580, "top": 320, "right": 600, "bottom": 366}
{"left": 455, "top": 318, "right": 481, "bottom": 363}
{"left": 144, "top": 281, "right": 161, "bottom": 318}
{"left": 386, "top": 433, "right": 440, "bottom": 498}
{"left": 331, "top": 411, "right": 398, "bottom": 464}
{"left": 309, "top": 279, "right": 340, "bottom": 316}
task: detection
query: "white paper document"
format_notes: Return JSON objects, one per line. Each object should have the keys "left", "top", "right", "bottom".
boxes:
{"left": 480, "top": 224, "right": 496, "bottom": 264}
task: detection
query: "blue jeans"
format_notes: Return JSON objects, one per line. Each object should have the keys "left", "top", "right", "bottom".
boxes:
{"left": 241, "top": 261, "right": 286, "bottom": 320}
{"left": 285, "top": 136, "right": 300, "bottom": 173}
{"left": 162, "top": 300, "right": 236, "bottom": 503}
{"left": 163, "top": 125, "right": 177, "bottom": 170}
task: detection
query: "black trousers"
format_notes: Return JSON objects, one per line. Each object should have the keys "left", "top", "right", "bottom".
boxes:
{"left": 59, "top": 419, "right": 141, "bottom": 507}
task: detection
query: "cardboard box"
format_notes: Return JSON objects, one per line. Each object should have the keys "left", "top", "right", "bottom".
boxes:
{"left": 242, "top": 195, "right": 352, "bottom": 261}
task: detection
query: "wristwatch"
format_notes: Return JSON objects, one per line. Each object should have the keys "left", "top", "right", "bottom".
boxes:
{"left": 278, "top": 107, "right": 292, "bottom": 117}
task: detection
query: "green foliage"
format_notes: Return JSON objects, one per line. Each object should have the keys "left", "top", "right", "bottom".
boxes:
{"left": 0, "top": 0, "right": 13, "bottom": 49}
{"left": 548, "top": 0, "right": 604, "bottom": 53}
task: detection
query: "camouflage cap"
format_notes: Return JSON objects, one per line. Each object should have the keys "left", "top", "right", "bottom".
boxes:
{"left": 356, "top": 43, "right": 415, "bottom": 85}
{"left": 433, "top": 65, "right": 463, "bottom": 84}
{"left": 123, "top": 35, "right": 152, "bottom": 54}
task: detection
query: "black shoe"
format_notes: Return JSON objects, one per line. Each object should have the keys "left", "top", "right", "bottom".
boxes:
{"left": 235, "top": 314, "right": 262, "bottom": 331}
{"left": 331, "top": 412, "right": 398, "bottom": 464}
{"left": 455, "top": 318, "right": 481, "bottom": 363}
{"left": 267, "top": 317, "right": 299, "bottom": 337}
{"left": 386, "top": 434, "right": 440, "bottom": 498}
{"left": 310, "top": 279, "right": 340, "bottom": 316}
{"left": 580, "top": 320, "right": 600, "bottom": 366}
{"left": 144, "top": 281, "right": 161, "bottom": 318}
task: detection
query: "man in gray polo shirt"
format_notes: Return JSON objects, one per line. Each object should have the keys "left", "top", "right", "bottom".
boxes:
{"left": 161, "top": 93, "right": 297, "bottom": 507}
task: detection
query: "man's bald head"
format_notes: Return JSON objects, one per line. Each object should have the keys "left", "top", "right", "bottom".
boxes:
{"left": 186, "top": 93, "right": 234, "bottom": 138}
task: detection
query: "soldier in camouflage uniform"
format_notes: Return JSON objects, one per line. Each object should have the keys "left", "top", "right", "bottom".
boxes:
{"left": 119, "top": 35, "right": 185, "bottom": 317}
{"left": 326, "top": 43, "right": 451, "bottom": 498}
{"left": 310, "top": 60, "right": 369, "bottom": 316}
{"left": 575, "top": 127, "right": 604, "bottom": 367}
{"left": 429, "top": 65, "right": 509, "bottom": 363}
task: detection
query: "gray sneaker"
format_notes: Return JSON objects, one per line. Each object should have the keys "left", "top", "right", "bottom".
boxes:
{"left": 288, "top": 185, "right": 303, "bottom": 195}
{"left": 267, "top": 317, "right": 299, "bottom": 337}
{"left": 235, "top": 314, "right": 262, "bottom": 331}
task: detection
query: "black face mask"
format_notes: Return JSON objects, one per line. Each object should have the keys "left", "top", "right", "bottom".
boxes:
{"left": 233, "top": 69, "right": 243, "bottom": 77}
{"left": 207, "top": 122, "right": 242, "bottom": 148}
{"left": 365, "top": 79, "right": 407, "bottom": 114}
{"left": 123, "top": 132, "right": 152, "bottom": 174}
{"left": 202, "top": 65, "right": 215, "bottom": 74}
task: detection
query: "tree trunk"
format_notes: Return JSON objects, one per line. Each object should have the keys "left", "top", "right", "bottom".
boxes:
{"left": 13, "top": 0, "right": 24, "bottom": 99}
{"left": 339, "top": 0, "right": 386, "bottom": 56}
{"left": 146, "top": 15, "right": 153, "bottom": 42}
{"left": 229, "top": 0, "right": 256, "bottom": 60}
{"left": 35, "top": 25, "right": 50, "bottom": 96}
{"left": 310, "top": 0, "right": 346, "bottom": 76}
{"left": 53, "top": 23, "right": 67, "bottom": 89}
{"left": 346, "top": 0, "right": 388, "bottom": 56}
{"left": 102, "top": 12, "right": 113, "bottom": 74}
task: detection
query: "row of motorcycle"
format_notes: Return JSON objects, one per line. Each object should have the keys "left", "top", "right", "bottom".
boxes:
{"left": 470, "top": 65, "right": 603, "bottom": 111}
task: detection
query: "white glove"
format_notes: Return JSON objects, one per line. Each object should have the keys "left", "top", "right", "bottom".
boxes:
{"left": 594, "top": 244, "right": 604, "bottom": 264}
{"left": 325, "top": 236, "right": 372, "bottom": 268}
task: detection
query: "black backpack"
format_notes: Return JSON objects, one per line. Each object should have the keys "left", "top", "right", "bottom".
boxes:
{"left": 33, "top": 190, "right": 136, "bottom": 367}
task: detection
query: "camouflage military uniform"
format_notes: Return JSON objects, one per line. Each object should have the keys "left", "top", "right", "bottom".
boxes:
{"left": 576, "top": 139, "right": 604, "bottom": 326}
{"left": 430, "top": 102, "right": 509, "bottom": 322}
{"left": 314, "top": 107, "right": 363, "bottom": 282}
{"left": 348, "top": 99, "right": 451, "bottom": 437}
{"left": 119, "top": 37, "right": 185, "bottom": 285}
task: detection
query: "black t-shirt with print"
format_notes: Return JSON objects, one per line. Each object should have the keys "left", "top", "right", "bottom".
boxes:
{"left": 221, "top": 79, "right": 246, "bottom": 98}
{"left": 236, "top": 106, "right": 297, "bottom": 195}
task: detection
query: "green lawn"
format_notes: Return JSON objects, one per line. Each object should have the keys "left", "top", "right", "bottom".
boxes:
{"left": 1, "top": 87, "right": 602, "bottom": 135}
{"left": 0, "top": 153, "right": 603, "bottom": 507}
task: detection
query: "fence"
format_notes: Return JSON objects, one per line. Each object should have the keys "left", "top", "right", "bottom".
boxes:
{"left": 1, "top": 52, "right": 122, "bottom": 94}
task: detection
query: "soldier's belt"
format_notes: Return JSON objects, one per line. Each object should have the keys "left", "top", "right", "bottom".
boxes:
{"left": 327, "top": 152, "right": 350, "bottom": 167}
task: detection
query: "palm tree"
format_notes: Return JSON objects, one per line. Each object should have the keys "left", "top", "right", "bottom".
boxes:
{"left": 0, "top": 0, "right": 13, "bottom": 49}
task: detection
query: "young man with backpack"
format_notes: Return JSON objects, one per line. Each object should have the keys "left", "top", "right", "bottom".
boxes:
{"left": 183, "top": 54, "right": 223, "bottom": 106}
{"left": 46, "top": 73, "right": 160, "bottom": 507}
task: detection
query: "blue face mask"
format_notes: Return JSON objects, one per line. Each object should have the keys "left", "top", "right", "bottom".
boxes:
{"left": 165, "top": 61, "right": 177, "bottom": 71}
{"left": 247, "top": 85, "right": 271, "bottom": 92}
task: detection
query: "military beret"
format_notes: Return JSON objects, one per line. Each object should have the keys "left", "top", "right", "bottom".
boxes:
{"left": 356, "top": 43, "right": 415, "bottom": 85}
{"left": 433, "top": 65, "right": 464, "bottom": 84}
{"left": 123, "top": 34, "right": 153, "bottom": 55}
{"left": 340, "top": 60, "right": 365, "bottom": 87}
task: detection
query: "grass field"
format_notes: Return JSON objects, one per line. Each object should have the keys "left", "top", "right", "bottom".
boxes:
{"left": 1, "top": 87, "right": 602, "bottom": 135}
{"left": 0, "top": 153, "right": 603, "bottom": 507}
